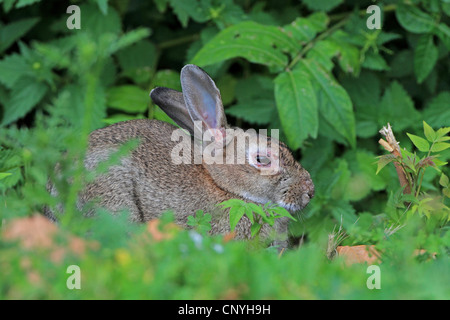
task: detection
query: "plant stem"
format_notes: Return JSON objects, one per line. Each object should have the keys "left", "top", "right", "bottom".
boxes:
{"left": 329, "top": 4, "right": 397, "bottom": 22}
{"left": 286, "top": 14, "right": 351, "bottom": 71}
{"left": 157, "top": 33, "right": 200, "bottom": 50}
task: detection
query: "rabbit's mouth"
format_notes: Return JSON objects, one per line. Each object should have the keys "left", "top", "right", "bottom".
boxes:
{"left": 278, "top": 193, "right": 311, "bottom": 213}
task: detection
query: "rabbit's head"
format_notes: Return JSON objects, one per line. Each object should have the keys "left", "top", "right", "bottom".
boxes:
{"left": 151, "top": 65, "right": 314, "bottom": 212}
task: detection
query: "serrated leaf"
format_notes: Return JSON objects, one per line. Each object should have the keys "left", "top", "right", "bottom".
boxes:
{"left": 0, "top": 172, "right": 12, "bottom": 180}
{"left": 225, "top": 100, "right": 274, "bottom": 125}
{"left": 0, "top": 17, "right": 40, "bottom": 53}
{"left": 81, "top": 3, "right": 122, "bottom": 37}
{"left": 270, "top": 206, "right": 297, "bottom": 221}
{"left": 396, "top": 4, "right": 435, "bottom": 34}
{"left": 297, "top": 59, "right": 356, "bottom": 148}
{"left": 430, "top": 142, "right": 450, "bottom": 152}
{"left": 283, "top": 12, "right": 329, "bottom": 43}
{"left": 250, "top": 223, "right": 262, "bottom": 237}
{"left": 423, "top": 92, "right": 450, "bottom": 128}
{"left": 434, "top": 22, "right": 450, "bottom": 50}
{"left": 414, "top": 34, "right": 438, "bottom": 83}
{"left": 169, "top": 0, "right": 210, "bottom": 27}
{"left": 362, "top": 51, "right": 390, "bottom": 71}
{"left": 274, "top": 69, "right": 318, "bottom": 150}
{"left": 423, "top": 121, "right": 436, "bottom": 142}
{"left": 436, "top": 127, "right": 450, "bottom": 140}
{"left": 106, "top": 85, "right": 149, "bottom": 113}
{"left": 302, "top": 0, "right": 342, "bottom": 12}
{"left": 95, "top": 0, "right": 108, "bottom": 15}
{"left": 219, "top": 198, "right": 245, "bottom": 209}
{"left": 229, "top": 206, "right": 245, "bottom": 231}
{"left": 379, "top": 81, "right": 419, "bottom": 131}
{"left": 439, "top": 174, "right": 449, "bottom": 188}
{"left": 0, "top": 54, "right": 32, "bottom": 89}
{"left": 407, "top": 133, "right": 430, "bottom": 152}
{"left": 376, "top": 154, "right": 397, "bottom": 174}
{"left": 246, "top": 202, "right": 265, "bottom": 217}
{"left": 15, "top": 0, "right": 41, "bottom": 8}
{"left": 191, "top": 21, "right": 297, "bottom": 70}
{"left": 1, "top": 77, "right": 48, "bottom": 126}
{"left": 116, "top": 40, "right": 157, "bottom": 72}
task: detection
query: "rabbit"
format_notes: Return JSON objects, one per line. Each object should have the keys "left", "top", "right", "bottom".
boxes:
{"left": 48, "top": 64, "right": 314, "bottom": 248}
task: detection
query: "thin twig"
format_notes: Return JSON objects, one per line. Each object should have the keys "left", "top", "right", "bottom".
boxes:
{"left": 379, "top": 123, "right": 411, "bottom": 194}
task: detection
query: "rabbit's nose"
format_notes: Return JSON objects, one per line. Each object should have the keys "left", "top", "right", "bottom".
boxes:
{"left": 303, "top": 177, "right": 315, "bottom": 199}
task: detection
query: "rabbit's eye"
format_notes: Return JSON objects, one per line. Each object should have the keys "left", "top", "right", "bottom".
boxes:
{"left": 256, "top": 155, "right": 271, "bottom": 166}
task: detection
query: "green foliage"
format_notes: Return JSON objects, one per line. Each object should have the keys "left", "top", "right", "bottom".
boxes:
{"left": 0, "top": 0, "right": 449, "bottom": 299}
{"left": 219, "top": 199, "right": 296, "bottom": 237}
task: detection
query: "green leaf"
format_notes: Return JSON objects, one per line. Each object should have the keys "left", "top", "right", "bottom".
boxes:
{"left": 436, "top": 127, "right": 450, "bottom": 140}
{"left": 0, "top": 54, "right": 32, "bottom": 89}
{"left": 106, "top": 85, "right": 149, "bottom": 113}
{"left": 191, "top": 21, "right": 297, "bottom": 70}
{"left": 274, "top": 69, "right": 318, "bottom": 150}
{"left": 15, "top": 0, "right": 41, "bottom": 8}
{"left": 1, "top": 77, "right": 48, "bottom": 126}
{"left": 414, "top": 34, "right": 438, "bottom": 84}
{"left": 225, "top": 100, "right": 274, "bottom": 125}
{"left": 396, "top": 4, "right": 435, "bottom": 34}
{"left": 229, "top": 206, "right": 245, "bottom": 231}
{"left": 219, "top": 198, "right": 245, "bottom": 209}
{"left": 376, "top": 154, "right": 397, "bottom": 175}
{"left": 430, "top": 142, "right": 450, "bottom": 152}
{"left": 116, "top": 40, "right": 157, "bottom": 72}
{"left": 95, "top": 0, "right": 108, "bottom": 15}
{"left": 440, "top": 174, "right": 449, "bottom": 188}
{"left": 168, "top": 0, "right": 210, "bottom": 27}
{"left": 378, "top": 81, "right": 419, "bottom": 131}
{"left": 283, "top": 12, "right": 329, "bottom": 43}
{"left": 297, "top": 59, "right": 356, "bottom": 148}
{"left": 81, "top": 3, "right": 122, "bottom": 37}
{"left": 0, "top": 172, "right": 12, "bottom": 180}
{"left": 246, "top": 202, "right": 266, "bottom": 217}
{"left": 423, "top": 121, "right": 436, "bottom": 142}
{"left": 362, "top": 51, "right": 390, "bottom": 71}
{"left": 0, "top": 17, "right": 40, "bottom": 53}
{"left": 270, "top": 206, "right": 297, "bottom": 221}
{"left": 302, "top": 0, "right": 343, "bottom": 12}
{"left": 407, "top": 133, "right": 430, "bottom": 152}
{"left": 422, "top": 92, "right": 450, "bottom": 128}
{"left": 434, "top": 22, "right": 450, "bottom": 50}
{"left": 250, "top": 222, "right": 262, "bottom": 237}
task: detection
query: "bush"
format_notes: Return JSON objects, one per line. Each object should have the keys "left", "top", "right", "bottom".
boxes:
{"left": 0, "top": 0, "right": 449, "bottom": 299}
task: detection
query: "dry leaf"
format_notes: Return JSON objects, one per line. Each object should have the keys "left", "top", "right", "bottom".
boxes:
{"left": 2, "top": 214, "right": 98, "bottom": 263}
{"left": 336, "top": 245, "right": 381, "bottom": 265}
{"left": 146, "top": 219, "right": 179, "bottom": 241}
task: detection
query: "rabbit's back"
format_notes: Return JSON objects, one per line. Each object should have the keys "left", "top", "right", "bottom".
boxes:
{"left": 83, "top": 119, "right": 230, "bottom": 224}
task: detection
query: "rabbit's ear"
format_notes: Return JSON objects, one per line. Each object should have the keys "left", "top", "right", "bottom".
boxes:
{"left": 180, "top": 65, "right": 227, "bottom": 133}
{"left": 150, "top": 87, "right": 196, "bottom": 135}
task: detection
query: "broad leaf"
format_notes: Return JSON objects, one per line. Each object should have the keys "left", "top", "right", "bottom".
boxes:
{"left": 423, "top": 121, "right": 436, "bottom": 142}
{"left": 396, "top": 4, "right": 435, "bottom": 33}
{"left": 376, "top": 154, "right": 397, "bottom": 175}
{"left": 430, "top": 142, "right": 450, "bottom": 152}
{"left": 407, "top": 133, "right": 430, "bottom": 152}
{"left": 191, "top": 21, "right": 298, "bottom": 70}
{"left": 1, "top": 77, "right": 48, "bottom": 126}
{"left": 106, "top": 85, "right": 149, "bottom": 113}
{"left": 0, "top": 17, "right": 40, "bottom": 53}
{"left": 229, "top": 206, "right": 245, "bottom": 231}
{"left": 297, "top": 59, "right": 356, "bottom": 148}
{"left": 414, "top": 34, "right": 438, "bottom": 83}
{"left": 303, "top": 0, "right": 343, "bottom": 12}
{"left": 274, "top": 68, "right": 318, "bottom": 150}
